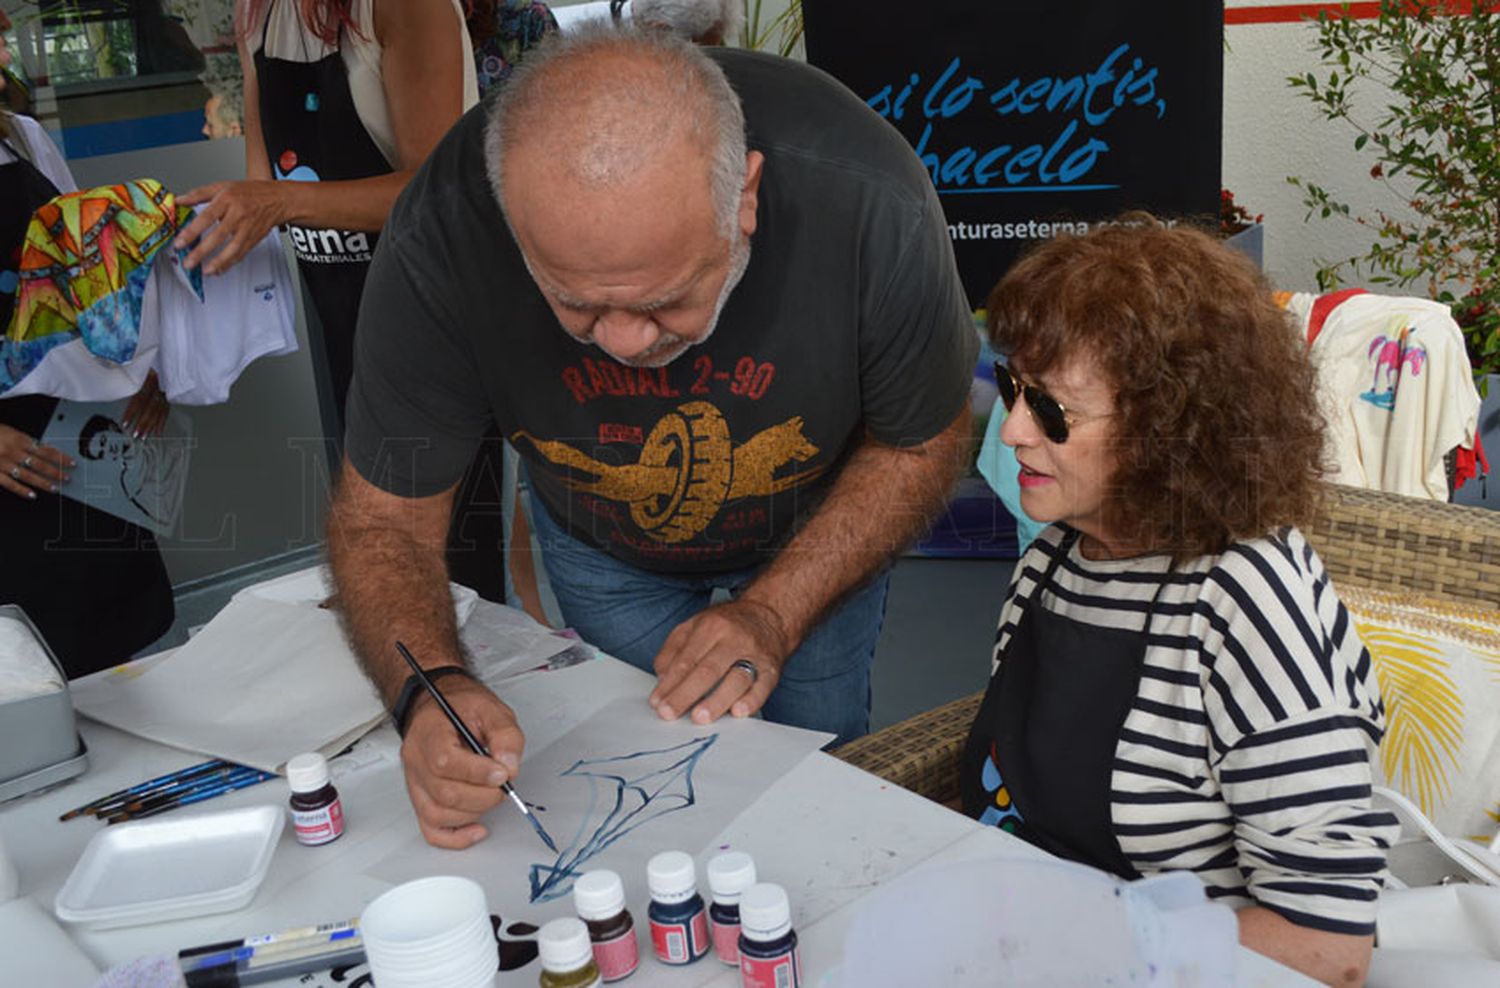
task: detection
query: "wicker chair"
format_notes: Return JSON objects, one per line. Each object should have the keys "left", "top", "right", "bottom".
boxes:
{"left": 831, "top": 484, "right": 1500, "bottom": 803}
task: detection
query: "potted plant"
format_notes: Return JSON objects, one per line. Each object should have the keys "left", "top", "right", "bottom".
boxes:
{"left": 1287, "top": 0, "right": 1500, "bottom": 403}
{"left": 740, "top": 0, "right": 804, "bottom": 56}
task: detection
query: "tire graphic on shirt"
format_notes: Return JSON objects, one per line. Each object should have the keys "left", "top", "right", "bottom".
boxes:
{"left": 515, "top": 402, "right": 826, "bottom": 544}
{"left": 631, "top": 402, "right": 732, "bottom": 542}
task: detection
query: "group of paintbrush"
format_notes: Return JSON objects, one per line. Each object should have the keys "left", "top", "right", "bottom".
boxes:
{"left": 59, "top": 759, "right": 276, "bottom": 824}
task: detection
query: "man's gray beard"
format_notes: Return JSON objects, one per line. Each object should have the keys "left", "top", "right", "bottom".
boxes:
{"left": 620, "top": 234, "right": 752, "bottom": 369}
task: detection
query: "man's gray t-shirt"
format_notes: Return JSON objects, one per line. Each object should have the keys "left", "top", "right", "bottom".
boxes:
{"left": 346, "top": 48, "right": 977, "bottom": 574}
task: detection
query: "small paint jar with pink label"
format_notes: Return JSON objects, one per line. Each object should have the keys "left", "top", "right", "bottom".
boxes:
{"left": 286, "top": 752, "right": 344, "bottom": 846}
{"left": 738, "top": 883, "right": 801, "bottom": 988}
{"left": 646, "top": 851, "right": 709, "bottom": 965}
{"left": 706, "top": 851, "right": 757, "bottom": 965}
{"left": 572, "top": 869, "right": 639, "bottom": 982}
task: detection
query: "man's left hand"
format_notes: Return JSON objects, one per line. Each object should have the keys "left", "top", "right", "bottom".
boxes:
{"left": 650, "top": 598, "right": 792, "bottom": 724}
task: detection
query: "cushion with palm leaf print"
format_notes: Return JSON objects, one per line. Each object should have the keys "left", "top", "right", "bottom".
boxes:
{"left": 1341, "top": 585, "right": 1500, "bottom": 843}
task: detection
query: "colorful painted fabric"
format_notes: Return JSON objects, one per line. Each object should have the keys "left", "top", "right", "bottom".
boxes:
{"left": 1, "top": 179, "right": 201, "bottom": 396}
{"left": 1282, "top": 290, "right": 1480, "bottom": 499}
{"left": 471, "top": 0, "right": 557, "bottom": 93}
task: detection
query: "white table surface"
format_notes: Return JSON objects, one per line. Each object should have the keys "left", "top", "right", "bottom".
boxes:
{"left": 1, "top": 619, "right": 1309, "bottom": 987}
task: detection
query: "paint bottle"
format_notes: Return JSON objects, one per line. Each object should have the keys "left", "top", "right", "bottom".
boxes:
{"left": 286, "top": 752, "right": 344, "bottom": 846}
{"left": 646, "top": 850, "right": 709, "bottom": 965}
{"left": 738, "top": 883, "right": 800, "bottom": 988}
{"left": 572, "top": 869, "right": 639, "bottom": 982}
{"left": 706, "top": 851, "right": 757, "bottom": 965}
{"left": 538, "top": 917, "right": 603, "bottom": 988}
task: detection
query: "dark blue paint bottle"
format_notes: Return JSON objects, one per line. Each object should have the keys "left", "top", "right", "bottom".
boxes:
{"left": 738, "top": 883, "right": 801, "bottom": 988}
{"left": 646, "top": 851, "right": 708, "bottom": 965}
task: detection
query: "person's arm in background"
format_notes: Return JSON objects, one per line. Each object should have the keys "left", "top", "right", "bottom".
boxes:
{"left": 120, "top": 370, "right": 171, "bottom": 438}
{"left": 175, "top": 0, "right": 470, "bottom": 274}
{"left": 327, "top": 458, "right": 525, "bottom": 850}
{"left": 240, "top": 33, "right": 271, "bottom": 182}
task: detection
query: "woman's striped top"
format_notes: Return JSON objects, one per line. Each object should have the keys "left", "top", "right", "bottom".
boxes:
{"left": 989, "top": 525, "right": 1398, "bottom": 935}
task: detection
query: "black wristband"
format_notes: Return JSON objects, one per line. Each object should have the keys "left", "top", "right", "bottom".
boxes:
{"left": 391, "top": 665, "right": 474, "bottom": 737}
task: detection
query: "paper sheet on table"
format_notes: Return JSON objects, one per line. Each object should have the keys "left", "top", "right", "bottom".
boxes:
{"left": 459, "top": 602, "right": 579, "bottom": 683}
{"left": 235, "top": 564, "right": 481, "bottom": 627}
{"left": 69, "top": 596, "right": 385, "bottom": 773}
{"left": 234, "top": 564, "right": 581, "bottom": 683}
{"left": 0, "top": 898, "right": 98, "bottom": 988}
{"left": 368, "top": 691, "right": 831, "bottom": 925}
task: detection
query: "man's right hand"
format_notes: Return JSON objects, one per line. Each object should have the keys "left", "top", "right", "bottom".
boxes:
{"left": 399, "top": 677, "right": 527, "bottom": 849}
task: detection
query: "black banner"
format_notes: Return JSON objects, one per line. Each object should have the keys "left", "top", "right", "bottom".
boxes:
{"left": 804, "top": 1, "right": 1224, "bottom": 308}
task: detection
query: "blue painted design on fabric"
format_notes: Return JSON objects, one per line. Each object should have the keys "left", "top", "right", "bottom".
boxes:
{"left": 0, "top": 332, "right": 70, "bottom": 393}
{"left": 0, "top": 239, "right": 198, "bottom": 396}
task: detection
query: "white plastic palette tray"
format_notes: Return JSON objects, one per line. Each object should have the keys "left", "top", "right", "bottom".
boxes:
{"left": 55, "top": 804, "right": 284, "bottom": 929}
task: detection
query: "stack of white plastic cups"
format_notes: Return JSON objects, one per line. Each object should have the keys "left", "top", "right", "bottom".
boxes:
{"left": 360, "top": 876, "right": 497, "bottom": 988}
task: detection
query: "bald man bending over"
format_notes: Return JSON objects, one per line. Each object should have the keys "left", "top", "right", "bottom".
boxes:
{"left": 328, "top": 24, "right": 975, "bottom": 848}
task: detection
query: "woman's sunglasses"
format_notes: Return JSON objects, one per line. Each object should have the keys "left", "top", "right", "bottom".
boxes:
{"left": 993, "top": 361, "right": 1076, "bottom": 444}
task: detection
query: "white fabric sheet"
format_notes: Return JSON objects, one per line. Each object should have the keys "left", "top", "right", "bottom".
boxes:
{"left": 69, "top": 596, "right": 386, "bottom": 773}
{"left": 149, "top": 231, "right": 298, "bottom": 405}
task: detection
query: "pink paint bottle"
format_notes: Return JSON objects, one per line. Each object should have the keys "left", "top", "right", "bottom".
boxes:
{"left": 738, "top": 883, "right": 801, "bottom": 988}
{"left": 573, "top": 869, "right": 639, "bottom": 982}
{"left": 286, "top": 752, "right": 344, "bottom": 846}
{"left": 707, "top": 851, "right": 757, "bottom": 965}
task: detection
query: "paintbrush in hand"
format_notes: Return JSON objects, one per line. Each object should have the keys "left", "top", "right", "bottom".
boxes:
{"left": 393, "top": 641, "right": 557, "bottom": 853}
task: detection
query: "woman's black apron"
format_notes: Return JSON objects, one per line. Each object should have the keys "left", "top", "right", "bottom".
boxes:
{"left": 254, "top": 13, "right": 387, "bottom": 426}
{"left": 0, "top": 137, "right": 173, "bottom": 677}
{"left": 254, "top": 10, "right": 506, "bottom": 600}
{"left": 962, "top": 529, "right": 1171, "bottom": 878}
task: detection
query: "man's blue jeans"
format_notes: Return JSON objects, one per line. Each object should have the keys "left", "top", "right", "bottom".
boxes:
{"left": 526, "top": 493, "right": 888, "bottom": 748}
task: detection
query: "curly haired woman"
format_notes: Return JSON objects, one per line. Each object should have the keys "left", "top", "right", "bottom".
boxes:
{"left": 962, "top": 219, "right": 1396, "bottom": 986}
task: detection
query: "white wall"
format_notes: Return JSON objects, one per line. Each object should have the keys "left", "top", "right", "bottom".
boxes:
{"left": 1222, "top": 2, "right": 1411, "bottom": 294}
